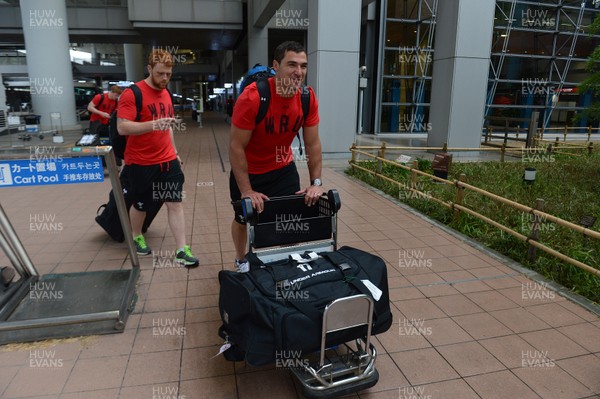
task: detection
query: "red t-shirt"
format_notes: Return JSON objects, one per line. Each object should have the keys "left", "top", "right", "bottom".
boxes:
{"left": 89, "top": 93, "right": 117, "bottom": 124}
{"left": 117, "top": 80, "right": 176, "bottom": 166}
{"left": 232, "top": 78, "right": 319, "bottom": 174}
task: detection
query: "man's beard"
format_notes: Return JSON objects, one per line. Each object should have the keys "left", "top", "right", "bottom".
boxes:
{"left": 151, "top": 75, "right": 168, "bottom": 89}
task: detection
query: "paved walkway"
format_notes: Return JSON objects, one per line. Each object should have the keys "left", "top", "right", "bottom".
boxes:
{"left": 0, "top": 113, "right": 599, "bottom": 399}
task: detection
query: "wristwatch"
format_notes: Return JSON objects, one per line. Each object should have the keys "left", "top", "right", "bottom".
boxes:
{"left": 311, "top": 178, "right": 322, "bottom": 187}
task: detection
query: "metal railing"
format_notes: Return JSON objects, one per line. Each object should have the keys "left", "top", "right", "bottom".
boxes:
{"left": 349, "top": 144, "right": 600, "bottom": 278}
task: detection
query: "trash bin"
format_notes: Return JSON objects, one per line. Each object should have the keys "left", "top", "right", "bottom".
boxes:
{"left": 24, "top": 115, "right": 40, "bottom": 124}
{"left": 24, "top": 115, "right": 40, "bottom": 133}
{"left": 432, "top": 153, "right": 452, "bottom": 180}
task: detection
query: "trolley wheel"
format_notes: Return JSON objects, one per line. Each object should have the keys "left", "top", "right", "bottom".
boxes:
{"left": 299, "top": 368, "right": 379, "bottom": 399}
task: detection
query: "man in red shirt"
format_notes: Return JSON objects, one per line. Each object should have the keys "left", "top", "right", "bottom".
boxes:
{"left": 116, "top": 49, "right": 198, "bottom": 267}
{"left": 87, "top": 85, "right": 122, "bottom": 135}
{"left": 229, "top": 41, "right": 324, "bottom": 272}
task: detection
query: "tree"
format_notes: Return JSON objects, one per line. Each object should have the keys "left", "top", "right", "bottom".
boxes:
{"left": 575, "top": 13, "right": 600, "bottom": 123}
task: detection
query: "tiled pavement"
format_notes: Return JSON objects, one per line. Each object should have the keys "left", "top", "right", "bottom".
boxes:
{"left": 0, "top": 113, "right": 599, "bottom": 399}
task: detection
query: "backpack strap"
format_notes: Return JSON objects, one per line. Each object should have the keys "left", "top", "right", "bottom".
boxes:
{"left": 296, "top": 86, "right": 312, "bottom": 156}
{"left": 130, "top": 84, "right": 143, "bottom": 122}
{"left": 166, "top": 87, "right": 174, "bottom": 113}
{"left": 96, "top": 93, "right": 105, "bottom": 108}
{"left": 254, "top": 79, "right": 271, "bottom": 126}
{"left": 301, "top": 87, "right": 311, "bottom": 123}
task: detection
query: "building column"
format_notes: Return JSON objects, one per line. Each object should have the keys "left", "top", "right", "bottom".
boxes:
{"left": 20, "top": 0, "right": 77, "bottom": 128}
{"left": 427, "top": 0, "right": 495, "bottom": 149}
{"left": 307, "top": 0, "right": 361, "bottom": 158}
{"left": 247, "top": 0, "right": 270, "bottom": 68}
{"left": 124, "top": 43, "right": 145, "bottom": 83}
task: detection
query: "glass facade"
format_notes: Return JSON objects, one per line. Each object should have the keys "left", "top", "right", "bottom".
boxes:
{"left": 488, "top": 0, "right": 600, "bottom": 129}
{"left": 379, "top": 0, "right": 437, "bottom": 133}
{"left": 377, "top": 0, "right": 600, "bottom": 134}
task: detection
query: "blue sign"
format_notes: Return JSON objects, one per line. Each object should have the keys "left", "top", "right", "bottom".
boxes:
{"left": 0, "top": 156, "right": 104, "bottom": 188}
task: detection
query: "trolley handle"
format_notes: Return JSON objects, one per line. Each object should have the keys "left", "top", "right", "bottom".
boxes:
{"left": 240, "top": 189, "right": 341, "bottom": 226}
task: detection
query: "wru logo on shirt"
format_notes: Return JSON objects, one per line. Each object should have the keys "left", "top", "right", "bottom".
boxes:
{"left": 264, "top": 115, "right": 304, "bottom": 135}
{"left": 147, "top": 102, "right": 174, "bottom": 118}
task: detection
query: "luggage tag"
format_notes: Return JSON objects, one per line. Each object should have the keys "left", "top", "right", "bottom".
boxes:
{"left": 212, "top": 340, "right": 232, "bottom": 359}
{"left": 290, "top": 251, "right": 319, "bottom": 264}
{"left": 361, "top": 279, "right": 383, "bottom": 301}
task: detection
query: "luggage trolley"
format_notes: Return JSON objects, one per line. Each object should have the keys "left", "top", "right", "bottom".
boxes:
{"left": 240, "top": 190, "right": 380, "bottom": 398}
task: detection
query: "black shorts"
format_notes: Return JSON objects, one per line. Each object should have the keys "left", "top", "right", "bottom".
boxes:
{"left": 89, "top": 120, "right": 108, "bottom": 135}
{"left": 128, "top": 159, "right": 185, "bottom": 211}
{"left": 230, "top": 162, "right": 300, "bottom": 224}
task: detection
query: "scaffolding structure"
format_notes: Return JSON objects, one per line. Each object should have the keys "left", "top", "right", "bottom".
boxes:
{"left": 485, "top": 0, "right": 593, "bottom": 129}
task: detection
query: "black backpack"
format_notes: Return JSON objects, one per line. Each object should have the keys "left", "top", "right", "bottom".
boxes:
{"left": 240, "top": 64, "right": 311, "bottom": 155}
{"left": 108, "top": 84, "right": 173, "bottom": 160}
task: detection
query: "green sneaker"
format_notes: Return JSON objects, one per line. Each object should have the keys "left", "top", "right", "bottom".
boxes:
{"left": 175, "top": 245, "right": 199, "bottom": 268}
{"left": 133, "top": 235, "right": 151, "bottom": 256}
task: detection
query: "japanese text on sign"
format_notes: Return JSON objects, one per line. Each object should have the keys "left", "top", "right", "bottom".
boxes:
{"left": 0, "top": 156, "right": 104, "bottom": 187}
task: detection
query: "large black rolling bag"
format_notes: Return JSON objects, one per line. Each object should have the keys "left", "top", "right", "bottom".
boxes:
{"left": 218, "top": 245, "right": 392, "bottom": 366}
{"left": 95, "top": 166, "right": 162, "bottom": 242}
{"left": 218, "top": 191, "right": 392, "bottom": 367}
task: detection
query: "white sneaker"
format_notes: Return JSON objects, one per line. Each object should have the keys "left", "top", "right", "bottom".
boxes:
{"left": 234, "top": 259, "right": 250, "bottom": 273}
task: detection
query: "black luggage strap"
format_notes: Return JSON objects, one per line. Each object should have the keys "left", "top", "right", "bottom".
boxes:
{"left": 285, "top": 297, "right": 322, "bottom": 323}
{"left": 244, "top": 252, "right": 265, "bottom": 272}
{"left": 245, "top": 252, "right": 323, "bottom": 323}
{"left": 320, "top": 251, "right": 379, "bottom": 303}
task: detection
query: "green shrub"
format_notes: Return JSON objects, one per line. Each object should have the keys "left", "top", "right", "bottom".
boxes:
{"left": 347, "top": 151, "right": 600, "bottom": 304}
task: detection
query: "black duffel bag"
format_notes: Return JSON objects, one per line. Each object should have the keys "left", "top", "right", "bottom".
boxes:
{"left": 218, "top": 246, "right": 392, "bottom": 366}
{"left": 95, "top": 166, "right": 162, "bottom": 242}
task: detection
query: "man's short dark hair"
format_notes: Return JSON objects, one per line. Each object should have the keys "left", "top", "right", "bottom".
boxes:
{"left": 273, "top": 41, "right": 306, "bottom": 64}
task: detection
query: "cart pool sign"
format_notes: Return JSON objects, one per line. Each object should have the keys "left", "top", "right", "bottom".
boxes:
{"left": 0, "top": 157, "right": 104, "bottom": 187}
